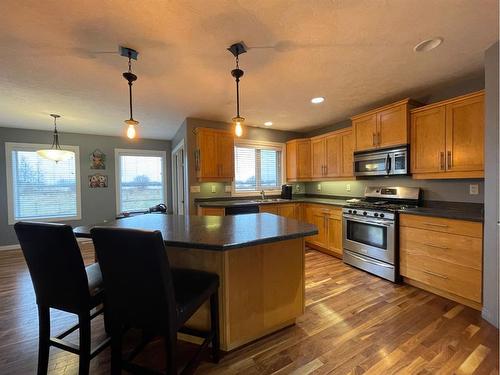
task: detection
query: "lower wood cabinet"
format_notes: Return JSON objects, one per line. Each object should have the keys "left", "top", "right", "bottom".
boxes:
{"left": 302, "top": 204, "right": 343, "bottom": 258}
{"left": 259, "top": 203, "right": 298, "bottom": 219}
{"left": 197, "top": 207, "right": 226, "bottom": 216}
{"left": 399, "top": 214, "right": 483, "bottom": 309}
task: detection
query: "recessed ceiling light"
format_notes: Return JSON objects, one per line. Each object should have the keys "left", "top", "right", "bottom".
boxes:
{"left": 311, "top": 97, "right": 325, "bottom": 104}
{"left": 414, "top": 37, "right": 443, "bottom": 52}
{"left": 264, "top": 121, "right": 273, "bottom": 126}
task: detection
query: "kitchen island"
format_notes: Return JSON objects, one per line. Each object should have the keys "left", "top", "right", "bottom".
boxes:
{"left": 74, "top": 213, "right": 317, "bottom": 351}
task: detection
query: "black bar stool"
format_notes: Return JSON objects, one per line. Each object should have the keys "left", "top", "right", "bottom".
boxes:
{"left": 14, "top": 222, "right": 110, "bottom": 375}
{"left": 90, "top": 227, "right": 220, "bottom": 375}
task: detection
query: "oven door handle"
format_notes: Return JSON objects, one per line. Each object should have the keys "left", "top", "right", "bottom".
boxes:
{"left": 347, "top": 252, "right": 393, "bottom": 268}
{"left": 343, "top": 215, "right": 394, "bottom": 227}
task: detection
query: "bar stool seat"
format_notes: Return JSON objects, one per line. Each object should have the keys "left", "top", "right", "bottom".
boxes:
{"left": 90, "top": 227, "right": 220, "bottom": 375}
{"left": 14, "top": 221, "right": 110, "bottom": 375}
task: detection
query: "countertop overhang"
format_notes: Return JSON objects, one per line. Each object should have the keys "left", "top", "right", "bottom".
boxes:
{"left": 74, "top": 213, "right": 318, "bottom": 251}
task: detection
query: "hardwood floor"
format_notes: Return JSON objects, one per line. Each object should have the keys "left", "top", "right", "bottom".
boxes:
{"left": 0, "top": 245, "right": 498, "bottom": 374}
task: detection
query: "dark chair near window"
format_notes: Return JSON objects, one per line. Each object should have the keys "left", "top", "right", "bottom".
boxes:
{"left": 14, "top": 221, "right": 110, "bottom": 375}
{"left": 90, "top": 227, "right": 220, "bottom": 375}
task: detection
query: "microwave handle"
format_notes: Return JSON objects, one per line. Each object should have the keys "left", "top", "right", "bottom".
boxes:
{"left": 386, "top": 154, "right": 391, "bottom": 174}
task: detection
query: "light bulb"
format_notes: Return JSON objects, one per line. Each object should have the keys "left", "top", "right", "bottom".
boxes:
{"left": 127, "top": 124, "right": 136, "bottom": 139}
{"left": 235, "top": 122, "right": 243, "bottom": 137}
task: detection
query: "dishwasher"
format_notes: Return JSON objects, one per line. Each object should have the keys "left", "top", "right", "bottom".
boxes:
{"left": 225, "top": 205, "right": 260, "bottom": 215}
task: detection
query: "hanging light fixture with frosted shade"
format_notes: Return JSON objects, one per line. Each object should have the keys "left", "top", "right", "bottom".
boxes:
{"left": 36, "top": 114, "right": 74, "bottom": 162}
{"left": 120, "top": 46, "right": 140, "bottom": 139}
{"left": 228, "top": 42, "right": 247, "bottom": 137}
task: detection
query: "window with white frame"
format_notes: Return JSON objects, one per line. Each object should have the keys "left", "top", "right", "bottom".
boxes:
{"left": 115, "top": 149, "right": 167, "bottom": 213}
{"left": 5, "top": 142, "right": 81, "bottom": 224}
{"left": 234, "top": 140, "right": 284, "bottom": 192}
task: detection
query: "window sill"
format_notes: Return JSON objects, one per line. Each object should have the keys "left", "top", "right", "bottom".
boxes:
{"left": 8, "top": 215, "right": 82, "bottom": 226}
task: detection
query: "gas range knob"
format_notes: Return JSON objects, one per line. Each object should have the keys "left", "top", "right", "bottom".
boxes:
{"left": 363, "top": 211, "right": 367, "bottom": 216}
{"left": 380, "top": 213, "right": 385, "bottom": 218}
{"left": 352, "top": 210, "right": 357, "bottom": 214}
{"left": 374, "top": 213, "right": 379, "bottom": 217}
{"left": 348, "top": 209, "right": 352, "bottom": 214}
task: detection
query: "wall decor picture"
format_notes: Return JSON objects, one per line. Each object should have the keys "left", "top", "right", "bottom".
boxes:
{"left": 89, "top": 173, "right": 108, "bottom": 188}
{"left": 90, "top": 149, "right": 106, "bottom": 169}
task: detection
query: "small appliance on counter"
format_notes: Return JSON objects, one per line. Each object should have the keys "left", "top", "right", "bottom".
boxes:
{"left": 354, "top": 145, "right": 409, "bottom": 177}
{"left": 281, "top": 184, "right": 293, "bottom": 200}
{"left": 342, "top": 186, "right": 421, "bottom": 282}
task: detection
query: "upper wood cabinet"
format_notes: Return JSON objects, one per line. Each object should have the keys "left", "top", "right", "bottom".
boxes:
{"left": 195, "top": 127, "right": 235, "bottom": 181}
{"left": 286, "top": 139, "right": 311, "bottom": 181}
{"left": 411, "top": 91, "right": 484, "bottom": 179}
{"left": 310, "top": 128, "right": 354, "bottom": 180}
{"left": 351, "top": 99, "right": 420, "bottom": 152}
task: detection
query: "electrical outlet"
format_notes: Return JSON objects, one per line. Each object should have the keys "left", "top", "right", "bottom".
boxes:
{"left": 346, "top": 184, "right": 351, "bottom": 192}
{"left": 317, "top": 183, "right": 321, "bottom": 192}
{"left": 469, "top": 184, "right": 479, "bottom": 195}
{"left": 211, "top": 185, "right": 216, "bottom": 193}
{"left": 225, "top": 185, "right": 232, "bottom": 193}
{"left": 190, "top": 185, "right": 201, "bottom": 193}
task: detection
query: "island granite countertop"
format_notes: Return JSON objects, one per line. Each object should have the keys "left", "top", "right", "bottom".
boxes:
{"left": 74, "top": 213, "right": 318, "bottom": 251}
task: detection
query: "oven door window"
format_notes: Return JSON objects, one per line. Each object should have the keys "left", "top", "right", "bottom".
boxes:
{"left": 354, "top": 157, "right": 387, "bottom": 174}
{"left": 347, "top": 220, "right": 387, "bottom": 249}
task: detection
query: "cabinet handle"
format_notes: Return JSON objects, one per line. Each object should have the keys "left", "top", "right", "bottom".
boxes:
{"left": 447, "top": 151, "right": 452, "bottom": 169}
{"left": 422, "top": 269, "right": 449, "bottom": 279}
{"left": 424, "top": 243, "right": 448, "bottom": 250}
{"left": 440, "top": 152, "right": 445, "bottom": 171}
{"left": 422, "top": 222, "right": 449, "bottom": 228}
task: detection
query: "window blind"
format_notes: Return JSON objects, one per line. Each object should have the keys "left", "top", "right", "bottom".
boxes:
{"left": 8, "top": 146, "right": 79, "bottom": 221}
{"left": 234, "top": 143, "right": 282, "bottom": 192}
{"left": 117, "top": 153, "right": 165, "bottom": 213}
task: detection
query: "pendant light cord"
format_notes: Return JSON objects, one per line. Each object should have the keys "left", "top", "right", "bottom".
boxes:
{"left": 235, "top": 56, "right": 240, "bottom": 117}
{"left": 52, "top": 116, "right": 61, "bottom": 150}
{"left": 128, "top": 54, "right": 134, "bottom": 120}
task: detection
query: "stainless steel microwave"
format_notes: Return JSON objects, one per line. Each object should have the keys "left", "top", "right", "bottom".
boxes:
{"left": 354, "top": 146, "right": 408, "bottom": 176}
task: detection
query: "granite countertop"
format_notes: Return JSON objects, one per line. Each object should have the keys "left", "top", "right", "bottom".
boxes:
{"left": 197, "top": 196, "right": 351, "bottom": 208}
{"left": 196, "top": 196, "right": 484, "bottom": 222}
{"left": 399, "top": 203, "right": 484, "bottom": 222}
{"left": 74, "top": 213, "right": 318, "bottom": 251}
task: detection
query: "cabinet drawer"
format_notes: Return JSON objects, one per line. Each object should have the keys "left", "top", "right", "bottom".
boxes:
{"left": 400, "top": 214, "right": 482, "bottom": 238}
{"left": 308, "top": 204, "right": 342, "bottom": 218}
{"left": 400, "top": 227, "right": 482, "bottom": 270}
{"left": 400, "top": 252, "right": 481, "bottom": 303}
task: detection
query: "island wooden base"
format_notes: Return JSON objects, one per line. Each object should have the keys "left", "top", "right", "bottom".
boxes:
{"left": 167, "top": 238, "right": 305, "bottom": 351}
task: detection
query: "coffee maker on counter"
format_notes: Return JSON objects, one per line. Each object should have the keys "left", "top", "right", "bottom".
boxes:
{"left": 280, "top": 184, "right": 293, "bottom": 200}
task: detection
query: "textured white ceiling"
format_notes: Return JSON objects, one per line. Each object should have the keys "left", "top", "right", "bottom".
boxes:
{"left": 0, "top": 0, "right": 498, "bottom": 140}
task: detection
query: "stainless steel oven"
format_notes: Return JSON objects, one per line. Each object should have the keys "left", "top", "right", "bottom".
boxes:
{"left": 354, "top": 146, "right": 408, "bottom": 176}
{"left": 343, "top": 208, "right": 397, "bottom": 282}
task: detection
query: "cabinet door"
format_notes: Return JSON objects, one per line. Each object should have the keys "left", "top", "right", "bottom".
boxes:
{"left": 325, "top": 134, "right": 341, "bottom": 177}
{"left": 296, "top": 140, "right": 312, "bottom": 179}
{"left": 311, "top": 138, "right": 326, "bottom": 178}
{"left": 259, "top": 205, "right": 279, "bottom": 215}
{"left": 410, "top": 106, "right": 446, "bottom": 174}
{"left": 310, "top": 213, "right": 327, "bottom": 247}
{"left": 377, "top": 104, "right": 408, "bottom": 148}
{"left": 340, "top": 130, "right": 354, "bottom": 177}
{"left": 197, "top": 130, "right": 219, "bottom": 178}
{"left": 199, "top": 207, "right": 225, "bottom": 216}
{"left": 327, "top": 215, "right": 343, "bottom": 257}
{"left": 286, "top": 142, "right": 298, "bottom": 181}
{"left": 217, "top": 132, "right": 235, "bottom": 178}
{"left": 445, "top": 95, "right": 484, "bottom": 172}
{"left": 353, "top": 113, "right": 377, "bottom": 151}
{"left": 278, "top": 204, "right": 297, "bottom": 219}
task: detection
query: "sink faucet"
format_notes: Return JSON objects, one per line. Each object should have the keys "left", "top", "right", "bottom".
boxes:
{"left": 260, "top": 190, "right": 266, "bottom": 200}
